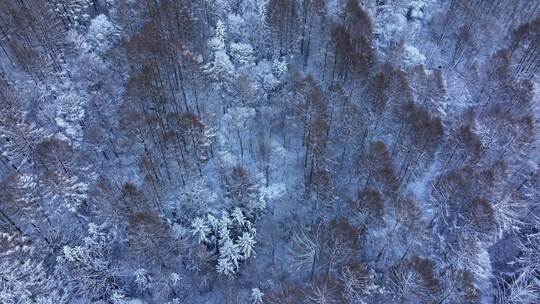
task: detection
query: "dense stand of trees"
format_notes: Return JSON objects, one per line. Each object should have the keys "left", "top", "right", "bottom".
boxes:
{"left": 0, "top": 0, "right": 539, "bottom": 303}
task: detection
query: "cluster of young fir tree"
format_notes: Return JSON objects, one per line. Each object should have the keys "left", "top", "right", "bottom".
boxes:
{"left": 0, "top": 0, "right": 539, "bottom": 303}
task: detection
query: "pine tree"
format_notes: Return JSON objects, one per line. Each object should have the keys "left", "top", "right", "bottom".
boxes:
{"left": 191, "top": 217, "right": 211, "bottom": 244}
{"left": 204, "top": 20, "right": 235, "bottom": 82}
{"left": 134, "top": 268, "right": 151, "bottom": 292}
{"left": 216, "top": 255, "right": 235, "bottom": 276}
{"left": 219, "top": 237, "right": 241, "bottom": 271}
{"left": 231, "top": 207, "right": 248, "bottom": 227}
{"left": 237, "top": 230, "right": 257, "bottom": 259}
{"left": 251, "top": 287, "right": 264, "bottom": 304}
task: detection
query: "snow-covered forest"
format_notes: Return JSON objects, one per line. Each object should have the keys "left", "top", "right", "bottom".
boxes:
{"left": 0, "top": 0, "right": 539, "bottom": 303}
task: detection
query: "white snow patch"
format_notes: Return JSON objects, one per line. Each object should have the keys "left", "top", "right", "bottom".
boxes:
{"left": 402, "top": 44, "right": 426, "bottom": 67}
{"left": 226, "top": 107, "right": 256, "bottom": 127}
{"left": 261, "top": 183, "right": 286, "bottom": 201}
